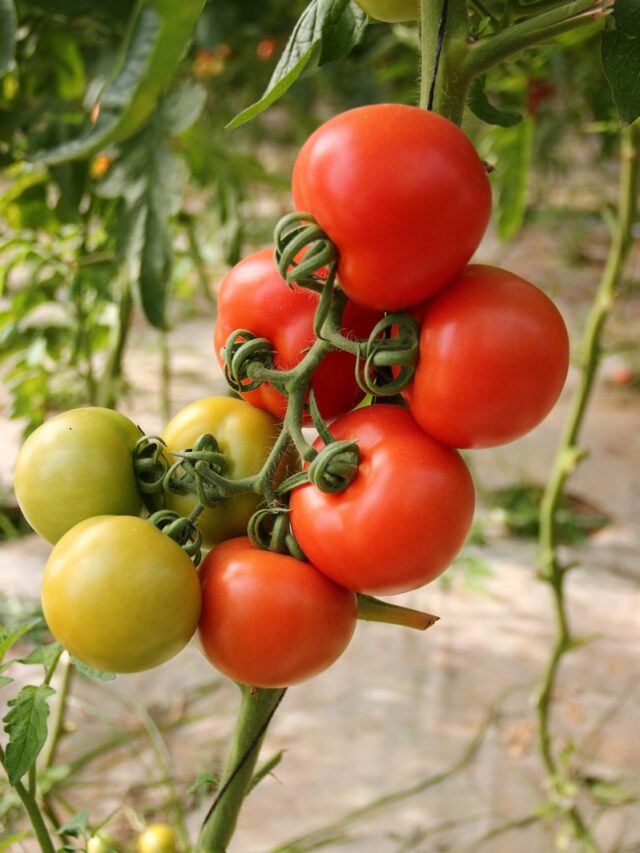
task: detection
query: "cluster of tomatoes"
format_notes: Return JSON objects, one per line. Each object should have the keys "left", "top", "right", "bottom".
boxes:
{"left": 14, "top": 104, "right": 569, "bottom": 690}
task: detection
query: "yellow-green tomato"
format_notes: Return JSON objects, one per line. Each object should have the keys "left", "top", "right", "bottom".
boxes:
{"left": 354, "top": 0, "right": 419, "bottom": 22}
{"left": 14, "top": 407, "right": 144, "bottom": 544}
{"left": 136, "top": 824, "right": 178, "bottom": 853}
{"left": 161, "top": 397, "right": 286, "bottom": 547}
{"left": 87, "top": 833, "right": 119, "bottom": 853}
{"left": 42, "top": 516, "right": 201, "bottom": 673}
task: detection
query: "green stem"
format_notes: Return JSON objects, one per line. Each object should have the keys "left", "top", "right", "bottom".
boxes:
{"left": 0, "top": 746, "right": 56, "bottom": 853}
{"left": 357, "top": 595, "right": 440, "bottom": 631}
{"left": 96, "top": 273, "right": 133, "bottom": 409}
{"left": 466, "top": 0, "right": 613, "bottom": 76}
{"left": 195, "top": 686, "right": 286, "bottom": 852}
{"left": 185, "top": 214, "right": 216, "bottom": 305}
{"left": 419, "top": 0, "right": 472, "bottom": 123}
{"left": 42, "top": 654, "right": 73, "bottom": 773}
{"left": 160, "top": 330, "right": 171, "bottom": 424}
{"left": 536, "top": 123, "right": 639, "bottom": 848}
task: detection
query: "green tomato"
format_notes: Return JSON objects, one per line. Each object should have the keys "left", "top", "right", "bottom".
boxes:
{"left": 15, "top": 407, "right": 144, "bottom": 544}
{"left": 42, "top": 516, "right": 201, "bottom": 673}
{"left": 161, "top": 396, "right": 289, "bottom": 547}
{"left": 353, "top": 0, "right": 419, "bottom": 22}
{"left": 136, "top": 824, "right": 178, "bottom": 853}
{"left": 87, "top": 833, "right": 119, "bottom": 853}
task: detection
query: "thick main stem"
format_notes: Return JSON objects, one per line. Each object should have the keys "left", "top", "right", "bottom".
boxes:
{"left": 196, "top": 686, "right": 286, "bottom": 852}
{"left": 536, "top": 123, "right": 639, "bottom": 846}
{"left": 419, "top": 0, "right": 471, "bottom": 123}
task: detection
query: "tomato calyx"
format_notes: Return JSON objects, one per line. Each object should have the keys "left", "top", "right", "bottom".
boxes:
{"left": 148, "top": 509, "right": 204, "bottom": 565}
{"left": 222, "top": 330, "right": 276, "bottom": 393}
{"left": 274, "top": 211, "right": 338, "bottom": 288}
{"left": 307, "top": 440, "right": 360, "bottom": 493}
{"left": 133, "top": 434, "right": 170, "bottom": 506}
{"left": 247, "top": 505, "right": 307, "bottom": 561}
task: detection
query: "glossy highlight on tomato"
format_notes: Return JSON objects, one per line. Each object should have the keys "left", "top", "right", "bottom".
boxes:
{"left": 198, "top": 538, "right": 357, "bottom": 687}
{"left": 289, "top": 405, "right": 475, "bottom": 595}
{"left": 161, "top": 396, "right": 289, "bottom": 547}
{"left": 214, "top": 248, "right": 381, "bottom": 420}
{"left": 14, "top": 407, "right": 143, "bottom": 544}
{"left": 42, "top": 516, "right": 201, "bottom": 673}
{"left": 292, "top": 105, "right": 492, "bottom": 311}
{"left": 402, "top": 264, "right": 570, "bottom": 448}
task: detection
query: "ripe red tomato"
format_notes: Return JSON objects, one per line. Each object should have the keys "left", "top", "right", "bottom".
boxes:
{"left": 402, "top": 265, "right": 570, "bottom": 448}
{"left": 289, "top": 405, "right": 475, "bottom": 595}
{"left": 198, "top": 538, "right": 357, "bottom": 687}
{"left": 213, "top": 248, "right": 380, "bottom": 420}
{"left": 292, "top": 105, "right": 492, "bottom": 312}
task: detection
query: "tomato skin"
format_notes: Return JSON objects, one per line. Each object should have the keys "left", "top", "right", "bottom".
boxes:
{"left": 161, "top": 396, "right": 289, "bottom": 548}
{"left": 292, "top": 105, "right": 492, "bottom": 312}
{"left": 198, "top": 538, "right": 357, "bottom": 687}
{"left": 213, "top": 248, "right": 381, "bottom": 421}
{"left": 42, "top": 516, "right": 201, "bottom": 673}
{"left": 14, "top": 407, "right": 143, "bottom": 544}
{"left": 289, "top": 405, "right": 475, "bottom": 595}
{"left": 136, "top": 825, "right": 178, "bottom": 853}
{"left": 354, "top": 0, "right": 419, "bottom": 21}
{"left": 402, "top": 265, "right": 570, "bottom": 448}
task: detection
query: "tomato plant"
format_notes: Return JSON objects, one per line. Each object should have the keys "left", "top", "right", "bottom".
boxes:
{"left": 136, "top": 824, "right": 179, "bottom": 853}
{"left": 42, "top": 515, "right": 201, "bottom": 673}
{"left": 402, "top": 264, "right": 570, "bottom": 448}
{"left": 289, "top": 405, "right": 475, "bottom": 595}
{"left": 213, "top": 248, "right": 381, "bottom": 420}
{"left": 198, "top": 538, "right": 357, "bottom": 687}
{"left": 161, "top": 396, "right": 290, "bottom": 547}
{"left": 14, "top": 407, "right": 144, "bottom": 544}
{"left": 292, "top": 104, "right": 492, "bottom": 311}
{"left": 353, "top": 0, "right": 419, "bottom": 22}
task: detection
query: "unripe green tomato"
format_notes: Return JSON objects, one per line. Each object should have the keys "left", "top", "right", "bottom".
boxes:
{"left": 14, "top": 407, "right": 144, "bottom": 544}
{"left": 87, "top": 833, "right": 118, "bottom": 853}
{"left": 161, "top": 396, "right": 290, "bottom": 548}
{"left": 42, "top": 516, "right": 201, "bottom": 673}
{"left": 136, "top": 824, "right": 178, "bottom": 853}
{"left": 353, "top": 0, "right": 419, "bottom": 22}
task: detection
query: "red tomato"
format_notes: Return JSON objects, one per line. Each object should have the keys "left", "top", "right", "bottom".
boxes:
{"left": 292, "top": 105, "right": 492, "bottom": 312}
{"left": 213, "top": 248, "right": 381, "bottom": 420}
{"left": 289, "top": 405, "right": 475, "bottom": 595}
{"left": 402, "top": 265, "right": 570, "bottom": 449}
{"left": 198, "top": 538, "right": 357, "bottom": 687}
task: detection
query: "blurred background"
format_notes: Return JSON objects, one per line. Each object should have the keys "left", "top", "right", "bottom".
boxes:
{"left": 1, "top": 1, "right": 639, "bottom": 850}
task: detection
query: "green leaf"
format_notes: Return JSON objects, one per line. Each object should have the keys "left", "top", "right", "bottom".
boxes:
{"left": 249, "top": 750, "right": 284, "bottom": 792}
{"left": 227, "top": 0, "right": 367, "bottom": 129}
{"left": 3, "top": 684, "right": 55, "bottom": 784}
{"left": 0, "top": 675, "right": 13, "bottom": 688}
{"left": 0, "top": 0, "right": 16, "bottom": 76}
{"left": 34, "top": 0, "right": 204, "bottom": 164}
{"left": 163, "top": 80, "right": 207, "bottom": 135}
{"left": 488, "top": 118, "right": 535, "bottom": 241}
{"left": 186, "top": 770, "right": 218, "bottom": 795}
{"left": 0, "top": 621, "right": 40, "bottom": 663}
{"left": 97, "top": 95, "right": 187, "bottom": 328}
{"left": 0, "top": 831, "right": 29, "bottom": 851}
{"left": 602, "top": 0, "right": 640, "bottom": 123}
{"left": 70, "top": 656, "right": 116, "bottom": 680}
{"left": 18, "top": 642, "right": 62, "bottom": 669}
{"left": 59, "top": 809, "right": 90, "bottom": 837}
{"left": 468, "top": 77, "right": 521, "bottom": 127}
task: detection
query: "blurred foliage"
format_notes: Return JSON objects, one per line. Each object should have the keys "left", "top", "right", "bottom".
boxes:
{"left": 0, "top": 0, "right": 635, "bottom": 435}
{"left": 487, "top": 482, "right": 610, "bottom": 543}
